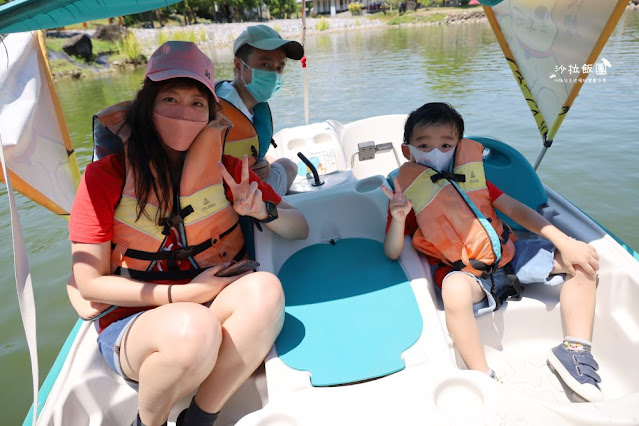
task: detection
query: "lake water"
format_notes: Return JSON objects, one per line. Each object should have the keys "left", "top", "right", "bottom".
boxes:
{"left": 2, "top": 11, "right": 638, "bottom": 424}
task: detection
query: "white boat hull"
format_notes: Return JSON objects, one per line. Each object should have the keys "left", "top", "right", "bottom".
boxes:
{"left": 33, "top": 115, "right": 639, "bottom": 425}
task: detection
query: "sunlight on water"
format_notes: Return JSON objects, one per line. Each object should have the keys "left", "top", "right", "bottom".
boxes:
{"left": 1, "top": 11, "right": 638, "bottom": 424}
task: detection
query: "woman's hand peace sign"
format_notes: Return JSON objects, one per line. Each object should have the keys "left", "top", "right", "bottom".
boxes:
{"left": 218, "top": 156, "right": 268, "bottom": 220}
{"left": 381, "top": 178, "right": 413, "bottom": 221}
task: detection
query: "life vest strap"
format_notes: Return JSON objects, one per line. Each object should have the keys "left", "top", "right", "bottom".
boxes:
{"left": 450, "top": 258, "right": 495, "bottom": 273}
{"left": 491, "top": 263, "right": 523, "bottom": 311}
{"left": 501, "top": 222, "right": 512, "bottom": 244}
{"left": 162, "top": 205, "right": 195, "bottom": 235}
{"left": 114, "top": 266, "right": 205, "bottom": 281}
{"left": 122, "top": 220, "right": 240, "bottom": 262}
{"left": 430, "top": 171, "right": 466, "bottom": 183}
{"left": 219, "top": 219, "right": 239, "bottom": 239}
{"left": 124, "top": 239, "right": 212, "bottom": 261}
{"left": 115, "top": 244, "right": 247, "bottom": 282}
{"left": 232, "top": 245, "right": 247, "bottom": 262}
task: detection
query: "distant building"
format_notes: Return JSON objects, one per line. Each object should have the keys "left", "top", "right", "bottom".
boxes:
{"left": 306, "top": 0, "right": 381, "bottom": 16}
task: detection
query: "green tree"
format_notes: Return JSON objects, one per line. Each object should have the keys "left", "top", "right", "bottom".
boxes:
{"left": 265, "top": 0, "right": 300, "bottom": 19}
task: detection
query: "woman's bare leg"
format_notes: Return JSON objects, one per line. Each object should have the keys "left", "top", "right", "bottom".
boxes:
{"left": 193, "top": 271, "right": 285, "bottom": 413}
{"left": 120, "top": 303, "right": 223, "bottom": 426}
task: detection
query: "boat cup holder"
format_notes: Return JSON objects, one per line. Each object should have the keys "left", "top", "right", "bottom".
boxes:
{"left": 355, "top": 175, "right": 385, "bottom": 193}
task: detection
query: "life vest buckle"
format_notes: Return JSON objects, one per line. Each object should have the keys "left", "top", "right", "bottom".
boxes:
{"left": 171, "top": 246, "right": 196, "bottom": 260}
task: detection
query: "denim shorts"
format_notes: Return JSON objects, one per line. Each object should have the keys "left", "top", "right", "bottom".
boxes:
{"left": 443, "top": 238, "right": 565, "bottom": 316}
{"left": 97, "top": 312, "right": 144, "bottom": 390}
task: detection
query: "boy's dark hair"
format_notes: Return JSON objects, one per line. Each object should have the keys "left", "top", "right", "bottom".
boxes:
{"left": 403, "top": 102, "right": 464, "bottom": 144}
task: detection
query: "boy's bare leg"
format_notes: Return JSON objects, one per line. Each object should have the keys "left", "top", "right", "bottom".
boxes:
{"left": 552, "top": 253, "right": 597, "bottom": 340}
{"left": 441, "top": 273, "right": 490, "bottom": 372}
{"left": 194, "top": 271, "right": 285, "bottom": 414}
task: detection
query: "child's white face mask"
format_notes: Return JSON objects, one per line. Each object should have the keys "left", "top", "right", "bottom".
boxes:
{"left": 408, "top": 145, "right": 455, "bottom": 171}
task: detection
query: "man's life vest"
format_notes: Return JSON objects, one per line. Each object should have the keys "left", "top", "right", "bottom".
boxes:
{"left": 397, "top": 138, "right": 516, "bottom": 277}
{"left": 68, "top": 105, "right": 245, "bottom": 320}
{"left": 215, "top": 81, "right": 274, "bottom": 164}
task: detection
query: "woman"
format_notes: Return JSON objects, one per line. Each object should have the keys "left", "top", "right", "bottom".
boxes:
{"left": 69, "top": 41, "right": 309, "bottom": 426}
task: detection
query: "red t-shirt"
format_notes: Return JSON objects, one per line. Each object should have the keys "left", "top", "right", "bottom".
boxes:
{"left": 69, "top": 154, "right": 281, "bottom": 331}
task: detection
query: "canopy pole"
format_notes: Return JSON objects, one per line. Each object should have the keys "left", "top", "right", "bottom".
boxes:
{"left": 301, "top": 2, "right": 309, "bottom": 125}
{"left": 533, "top": 135, "right": 553, "bottom": 170}
{"left": 0, "top": 132, "right": 39, "bottom": 425}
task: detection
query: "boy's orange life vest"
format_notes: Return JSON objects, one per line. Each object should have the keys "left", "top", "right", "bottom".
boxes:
{"left": 397, "top": 138, "right": 516, "bottom": 277}
{"left": 68, "top": 107, "right": 245, "bottom": 321}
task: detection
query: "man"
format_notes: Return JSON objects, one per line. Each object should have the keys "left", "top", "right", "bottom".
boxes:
{"left": 216, "top": 24, "right": 304, "bottom": 195}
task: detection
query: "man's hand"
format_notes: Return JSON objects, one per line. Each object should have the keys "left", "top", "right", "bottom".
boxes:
{"left": 251, "top": 158, "right": 271, "bottom": 181}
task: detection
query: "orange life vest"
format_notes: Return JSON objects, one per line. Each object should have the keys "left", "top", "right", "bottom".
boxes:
{"left": 215, "top": 81, "right": 274, "bottom": 164}
{"left": 111, "top": 121, "right": 244, "bottom": 279}
{"left": 397, "top": 138, "right": 516, "bottom": 277}
{"left": 68, "top": 106, "right": 245, "bottom": 320}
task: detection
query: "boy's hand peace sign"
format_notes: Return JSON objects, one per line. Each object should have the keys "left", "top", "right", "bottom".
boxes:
{"left": 218, "top": 156, "right": 268, "bottom": 220}
{"left": 381, "top": 178, "right": 413, "bottom": 221}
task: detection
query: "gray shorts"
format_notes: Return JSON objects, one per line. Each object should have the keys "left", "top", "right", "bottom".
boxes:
{"left": 96, "top": 312, "right": 144, "bottom": 390}
{"left": 443, "top": 238, "right": 565, "bottom": 316}
{"left": 266, "top": 161, "right": 287, "bottom": 196}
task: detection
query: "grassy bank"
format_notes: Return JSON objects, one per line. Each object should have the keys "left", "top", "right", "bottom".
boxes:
{"left": 366, "top": 5, "right": 481, "bottom": 25}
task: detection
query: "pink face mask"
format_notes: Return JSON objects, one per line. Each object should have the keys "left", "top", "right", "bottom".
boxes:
{"left": 153, "top": 103, "right": 209, "bottom": 152}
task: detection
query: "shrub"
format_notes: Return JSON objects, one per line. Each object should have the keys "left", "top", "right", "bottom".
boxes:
{"left": 117, "top": 32, "right": 144, "bottom": 63}
{"left": 316, "top": 17, "right": 330, "bottom": 31}
{"left": 157, "top": 28, "right": 197, "bottom": 45}
{"left": 348, "top": 2, "right": 363, "bottom": 15}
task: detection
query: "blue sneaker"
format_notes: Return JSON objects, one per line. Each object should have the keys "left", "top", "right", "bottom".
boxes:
{"left": 547, "top": 342, "right": 604, "bottom": 402}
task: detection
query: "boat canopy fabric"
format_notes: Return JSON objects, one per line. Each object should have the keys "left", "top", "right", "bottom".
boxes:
{"left": 0, "top": 31, "right": 79, "bottom": 216}
{"left": 482, "top": 0, "right": 627, "bottom": 143}
{"left": 0, "top": 0, "right": 181, "bottom": 34}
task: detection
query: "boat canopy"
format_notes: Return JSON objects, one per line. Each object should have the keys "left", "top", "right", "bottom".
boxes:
{"left": 479, "top": 0, "right": 627, "bottom": 168}
{"left": 0, "top": 0, "right": 181, "bottom": 34}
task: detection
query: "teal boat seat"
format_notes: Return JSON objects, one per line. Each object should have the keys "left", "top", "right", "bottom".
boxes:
{"left": 386, "top": 136, "right": 547, "bottom": 231}
{"left": 275, "top": 238, "right": 423, "bottom": 387}
{"left": 468, "top": 136, "right": 548, "bottom": 231}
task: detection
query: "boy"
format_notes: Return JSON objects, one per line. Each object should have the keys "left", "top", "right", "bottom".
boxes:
{"left": 382, "top": 102, "right": 603, "bottom": 402}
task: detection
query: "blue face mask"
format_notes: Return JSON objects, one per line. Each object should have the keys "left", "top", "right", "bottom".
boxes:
{"left": 241, "top": 60, "right": 283, "bottom": 103}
